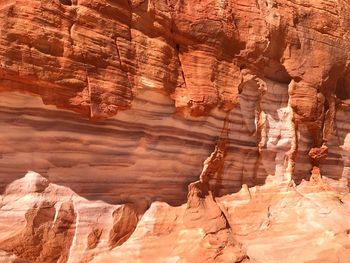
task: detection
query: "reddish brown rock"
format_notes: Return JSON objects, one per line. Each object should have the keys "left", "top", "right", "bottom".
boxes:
{"left": 1, "top": 0, "right": 348, "bottom": 119}
{"left": 1, "top": 0, "right": 350, "bottom": 262}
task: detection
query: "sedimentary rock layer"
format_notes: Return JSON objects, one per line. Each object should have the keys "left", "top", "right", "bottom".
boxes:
{"left": 2, "top": 0, "right": 350, "bottom": 118}
{"left": 1, "top": 0, "right": 350, "bottom": 187}
{"left": 0, "top": 91, "right": 227, "bottom": 206}
{"left": 1, "top": 0, "right": 350, "bottom": 262}
{"left": 2, "top": 170, "right": 350, "bottom": 262}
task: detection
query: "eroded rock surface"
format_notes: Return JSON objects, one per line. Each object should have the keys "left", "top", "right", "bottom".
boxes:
{"left": 1, "top": 0, "right": 350, "bottom": 262}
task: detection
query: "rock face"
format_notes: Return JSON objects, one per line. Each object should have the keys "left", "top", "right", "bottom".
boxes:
{"left": 1, "top": 0, "right": 350, "bottom": 262}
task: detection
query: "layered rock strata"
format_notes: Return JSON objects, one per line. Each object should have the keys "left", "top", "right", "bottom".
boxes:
{"left": 1, "top": 0, "right": 350, "bottom": 262}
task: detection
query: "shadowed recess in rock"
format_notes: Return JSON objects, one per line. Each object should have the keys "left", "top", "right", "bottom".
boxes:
{"left": 0, "top": 91, "right": 229, "bottom": 205}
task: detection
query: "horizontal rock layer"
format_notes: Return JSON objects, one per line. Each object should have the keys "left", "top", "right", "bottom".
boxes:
{"left": 1, "top": 0, "right": 350, "bottom": 262}
{"left": 1, "top": 0, "right": 350, "bottom": 119}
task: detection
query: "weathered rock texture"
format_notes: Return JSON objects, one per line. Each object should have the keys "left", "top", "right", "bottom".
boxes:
{"left": 1, "top": 0, "right": 350, "bottom": 262}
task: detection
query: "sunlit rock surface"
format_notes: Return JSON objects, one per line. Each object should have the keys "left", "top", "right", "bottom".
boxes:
{"left": 1, "top": 0, "right": 350, "bottom": 262}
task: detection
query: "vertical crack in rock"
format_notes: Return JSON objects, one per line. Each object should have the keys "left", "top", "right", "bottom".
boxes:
{"left": 113, "top": 35, "right": 134, "bottom": 94}
{"left": 114, "top": 37, "right": 123, "bottom": 68}
{"left": 322, "top": 95, "right": 336, "bottom": 143}
{"left": 85, "top": 70, "right": 93, "bottom": 119}
{"left": 175, "top": 44, "right": 187, "bottom": 90}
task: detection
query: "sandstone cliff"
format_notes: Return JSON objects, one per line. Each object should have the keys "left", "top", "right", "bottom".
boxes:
{"left": 1, "top": 0, "right": 350, "bottom": 262}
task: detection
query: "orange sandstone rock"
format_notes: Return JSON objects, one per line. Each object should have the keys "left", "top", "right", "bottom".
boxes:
{"left": 1, "top": 0, "right": 350, "bottom": 262}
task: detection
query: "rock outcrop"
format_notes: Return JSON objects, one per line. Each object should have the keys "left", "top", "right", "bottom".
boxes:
{"left": 1, "top": 0, "right": 350, "bottom": 262}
